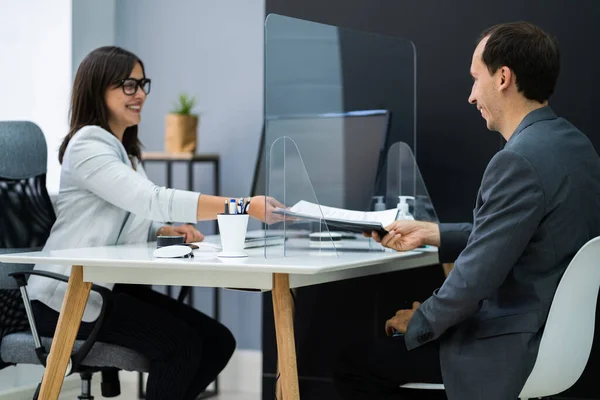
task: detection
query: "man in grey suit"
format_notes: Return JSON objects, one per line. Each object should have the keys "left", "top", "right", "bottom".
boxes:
{"left": 334, "top": 22, "right": 600, "bottom": 400}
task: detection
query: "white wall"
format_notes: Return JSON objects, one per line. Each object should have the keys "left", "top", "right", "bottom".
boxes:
{"left": 0, "top": 0, "right": 116, "bottom": 194}
{"left": 0, "top": 1, "right": 119, "bottom": 391}
{"left": 0, "top": 1, "right": 71, "bottom": 389}
{"left": 0, "top": 0, "right": 72, "bottom": 194}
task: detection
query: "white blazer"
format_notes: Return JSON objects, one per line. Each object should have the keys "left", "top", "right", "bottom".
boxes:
{"left": 28, "top": 126, "right": 200, "bottom": 322}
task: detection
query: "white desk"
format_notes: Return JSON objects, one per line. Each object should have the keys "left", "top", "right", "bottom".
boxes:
{"left": 0, "top": 239, "right": 438, "bottom": 400}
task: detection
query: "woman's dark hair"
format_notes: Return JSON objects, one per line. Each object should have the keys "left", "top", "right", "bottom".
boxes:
{"left": 479, "top": 22, "right": 560, "bottom": 103}
{"left": 59, "top": 46, "right": 145, "bottom": 164}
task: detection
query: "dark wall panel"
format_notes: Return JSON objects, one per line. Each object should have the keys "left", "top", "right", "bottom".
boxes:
{"left": 266, "top": 0, "right": 600, "bottom": 222}
{"left": 262, "top": 1, "right": 600, "bottom": 398}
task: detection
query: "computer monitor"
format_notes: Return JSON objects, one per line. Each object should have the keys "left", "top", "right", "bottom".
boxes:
{"left": 251, "top": 110, "right": 391, "bottom": 212}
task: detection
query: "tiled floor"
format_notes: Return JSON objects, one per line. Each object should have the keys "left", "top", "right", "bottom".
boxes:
{"left": 59, "top": 381, "right": 260, "bottom": 399}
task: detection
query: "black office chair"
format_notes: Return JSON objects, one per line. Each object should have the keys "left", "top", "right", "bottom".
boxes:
{"left": 0, "top": 121, "right": 149, "bottom": 399}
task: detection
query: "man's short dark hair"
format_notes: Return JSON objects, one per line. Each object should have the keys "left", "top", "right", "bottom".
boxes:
{"left": 479, "top": 22, "right": 560, "bottom": 103}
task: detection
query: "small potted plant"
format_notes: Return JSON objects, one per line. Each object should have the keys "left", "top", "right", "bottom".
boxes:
{"left": 165, "top": 93, "right": 199, "bottom": 153}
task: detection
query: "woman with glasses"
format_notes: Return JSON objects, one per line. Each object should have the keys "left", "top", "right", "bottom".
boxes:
{"left": 27, "top": 46, "right": 282, "bottom": 399}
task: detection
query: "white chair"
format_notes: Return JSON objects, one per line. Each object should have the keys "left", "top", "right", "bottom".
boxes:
{"left": 401, "top": 236, "right": 600, "bottom": 399}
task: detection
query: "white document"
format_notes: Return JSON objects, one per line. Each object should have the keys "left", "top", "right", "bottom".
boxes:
{"left": 283, "top": 200, "right": 398, "bottom": 227}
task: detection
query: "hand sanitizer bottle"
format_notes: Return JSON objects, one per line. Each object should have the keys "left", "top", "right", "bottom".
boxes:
{"left": 396, "top": 196, "right": 415, "bottom": 220}
{"left": 372, "top": 196, "right": 386, "bottom": 211}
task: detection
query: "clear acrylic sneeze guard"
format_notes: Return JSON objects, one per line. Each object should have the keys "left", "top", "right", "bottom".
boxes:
{"left": 383, "top": 142, "right": 439, "bottom": 223}
{"left": 263, "top": 139, "right": 439, "bottom": 258}
{"left": 261, "top": 14, "right": 436, "bottom": 257}
{"left": 265, "top": 137, "right": 339, "bottom": 258}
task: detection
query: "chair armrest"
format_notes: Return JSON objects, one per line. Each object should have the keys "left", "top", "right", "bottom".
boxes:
{"left": 8, "top": 270, "right": 114, "bottom": 371}
{"left": 8, "top": 270, "right": 112, "bottom": 298}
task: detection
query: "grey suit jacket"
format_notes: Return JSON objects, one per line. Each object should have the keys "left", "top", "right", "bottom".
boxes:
{"left": 405, "top": 107, "right": 600, "bottom": 399}
{"left": 28, "top": 126, "right": 200, "bottom": 322}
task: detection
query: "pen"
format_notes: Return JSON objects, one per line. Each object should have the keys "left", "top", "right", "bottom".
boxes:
{"left": 237, "top": 198, "right": 243, "bottom": 214}
{"left": 224, "top": 200, "right": 228, "bottom": 215}
{"left": 229, "top": 198, "right": 237, "bottom": 214}
{"left": 243, "top": 199, "right": 251, "bottom": 214}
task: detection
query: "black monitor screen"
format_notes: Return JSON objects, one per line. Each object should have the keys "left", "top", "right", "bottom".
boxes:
{"left": 251, "top": 110, "right": 390, "bottom": 212}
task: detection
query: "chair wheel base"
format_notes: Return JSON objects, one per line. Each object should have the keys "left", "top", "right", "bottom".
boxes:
{"left": 101, "top": 380, "right": 121, "bottom": 397}
{"left": 101, "top": 368, "right": 121, "bottom": 397}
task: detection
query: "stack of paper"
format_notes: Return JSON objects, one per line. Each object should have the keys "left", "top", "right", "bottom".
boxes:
{"left": 275, "top": 200, "right": 398, "bottom": 235}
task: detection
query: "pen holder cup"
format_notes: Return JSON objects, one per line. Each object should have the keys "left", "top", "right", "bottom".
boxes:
{"left": 217, "top": 214, "right": 249, "bottom": 258}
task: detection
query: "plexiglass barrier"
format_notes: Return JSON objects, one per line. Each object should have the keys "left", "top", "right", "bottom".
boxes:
{"left": 265, "top": 137, "right": 339, "bottom": 258}
{"left": 257, "top": 14, "right": 431, "bottom": 257}
{"left": 262, "top": 13, "right": 417, "bottom": 210}
{"left": 263, "top": 139, "right": 437, "bottom": 258}
{"left": 382, "top": 141, "right": 439, "bottom": 223}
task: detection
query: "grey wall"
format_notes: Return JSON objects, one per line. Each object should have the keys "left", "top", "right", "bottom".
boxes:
{"left": 115, "top": 0, "right": 265, "bottom": 350}
{"left": 72, "top": 0, "right": 116, "bottom": 78}
{"left": 265, "top": 14, "right": 344, "bottom": 116}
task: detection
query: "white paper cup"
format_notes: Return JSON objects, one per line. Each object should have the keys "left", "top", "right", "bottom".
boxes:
{"left": 217, "top": 214, "right": 249, "bottom": 258}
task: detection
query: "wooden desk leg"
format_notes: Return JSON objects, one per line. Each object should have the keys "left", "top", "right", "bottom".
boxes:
{"left": 275, "top": 287, "right": 296, "bottom": 399}
{"left": 39, "top": 265, "right": 92, "bottom": 400}
{"left": 272, "top": 273, "right": 300, "bottom": 400}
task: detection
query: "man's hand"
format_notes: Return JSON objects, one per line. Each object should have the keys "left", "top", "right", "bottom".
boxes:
{"left": 248, "top": 196, "right": 287, "bottom": 224}
{"left": 385, "top": 301, "right": 421, "bottom": 336}
{"left": 365, "top": 220, "right": 441, "bottom": 252}
{"left": 157, "top": 224, "right": 204, "bottom": 243}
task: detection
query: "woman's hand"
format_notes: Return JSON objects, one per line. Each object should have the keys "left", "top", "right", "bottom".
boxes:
{"left": 157, "top": 224, "right": 204, "bottom": 243}
{"left": 248, "top": 196, "right": 286, "bottom": 224}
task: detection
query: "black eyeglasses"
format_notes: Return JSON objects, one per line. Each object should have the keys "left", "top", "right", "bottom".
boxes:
{"left": 117, "top": 78, "right": 151, "bottom": 96}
